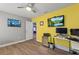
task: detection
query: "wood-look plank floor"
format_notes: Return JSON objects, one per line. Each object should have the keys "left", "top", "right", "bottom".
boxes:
{"left": 0, "top": 39, "right": 70, "bottom": 55}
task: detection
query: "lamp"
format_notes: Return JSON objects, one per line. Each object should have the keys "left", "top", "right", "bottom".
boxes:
{"left": 26, "top": 6, "right": 32, "bottom": 11}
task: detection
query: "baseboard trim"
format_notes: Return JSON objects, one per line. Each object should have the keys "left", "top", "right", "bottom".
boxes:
{"left": 0, "top": 39, "right": 27, "bottom": 48}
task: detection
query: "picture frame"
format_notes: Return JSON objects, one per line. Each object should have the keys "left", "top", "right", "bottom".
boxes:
{"left": 40, "top": 21, "right": 44, "bottom": 26}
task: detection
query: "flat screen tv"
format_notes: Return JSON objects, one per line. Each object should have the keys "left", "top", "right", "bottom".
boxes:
{"left": 48, "top": 15, "right": 64, "bottom": 27}
{"left": 8, "top": 18, "right": 21, "bottom": 27}
{"left": 56, "top": 28, "right": 67, "bottom": 34}
{"left": 70, "top": 29, "right": 79, "bottom": 36}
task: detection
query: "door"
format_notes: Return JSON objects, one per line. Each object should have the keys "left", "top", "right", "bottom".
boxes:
{"left": 26, "top": 21, "right": 33, "bottom": 40}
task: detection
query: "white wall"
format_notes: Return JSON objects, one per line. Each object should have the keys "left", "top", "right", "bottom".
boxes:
{"left": 0, "top": 11, "right": 32, "bottom": 45}
{"left": 26, "top": 21, "right": 33, "bottom": 40}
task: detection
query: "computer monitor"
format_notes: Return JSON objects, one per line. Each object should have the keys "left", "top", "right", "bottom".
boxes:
{"left": 70, "top": 29, "right": 79, "bottom": 36}
{"left": 56, "top": 28, "right": 67, "bottom": 34}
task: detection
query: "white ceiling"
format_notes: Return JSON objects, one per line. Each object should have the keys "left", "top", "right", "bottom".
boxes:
{"left": 0, "top": 3, "right": 73, "bottom": 18}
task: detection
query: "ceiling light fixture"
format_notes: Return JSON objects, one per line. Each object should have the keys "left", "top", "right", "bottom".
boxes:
{"left": 26, "top": 7, "right": 32, "bottom": 11}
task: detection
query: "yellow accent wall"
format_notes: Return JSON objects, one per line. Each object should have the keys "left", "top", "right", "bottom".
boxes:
{"left": 32, "top": 4, "right": 79, "bottom": 43}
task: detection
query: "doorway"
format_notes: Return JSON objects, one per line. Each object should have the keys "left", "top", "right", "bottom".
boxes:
{"left": 33, "top": 22, "right": 36, "bottom": 40}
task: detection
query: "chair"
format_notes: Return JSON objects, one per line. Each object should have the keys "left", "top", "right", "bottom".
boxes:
{"left": 42, "top": 33, "right": 51, "bottom": 47}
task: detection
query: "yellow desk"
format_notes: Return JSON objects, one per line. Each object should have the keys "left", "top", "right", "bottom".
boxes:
{"left": 54, "top": 37, "right": 69, "bottom": 48}
{"left": 54, "top": 37, "right": 70, "bottom": 52}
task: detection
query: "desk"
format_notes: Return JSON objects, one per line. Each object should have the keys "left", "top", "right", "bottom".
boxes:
{"left": 67, "top": 37, "right": 79, "bottom": 54}
{"left": 53, "top": 36, "right": 70, "bottom": 52}
{"left": 53, "top": 36, "right": 79, "bottom": 54}
{"left": 67, "top": 37, "right": 79, "bottom": 42}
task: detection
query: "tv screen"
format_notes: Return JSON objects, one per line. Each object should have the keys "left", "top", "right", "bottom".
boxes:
{"left": 70, "top": 29, "right": 79, "bottom": 36}
{"left": 56, "top": 28, "right": 67, "bottom": 34}
{"left": 48, "top": 15, "right": 64, "bottom": 27}
{"left": 8, "top": 18, "right": 21, "bottom": 27}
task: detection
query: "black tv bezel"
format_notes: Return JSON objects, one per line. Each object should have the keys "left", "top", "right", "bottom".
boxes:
{"left": 48, "top": 15, "right": 64, "bottom": 27}
{"left": 56, "top": 28, "right": 67, "bottom": 34}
